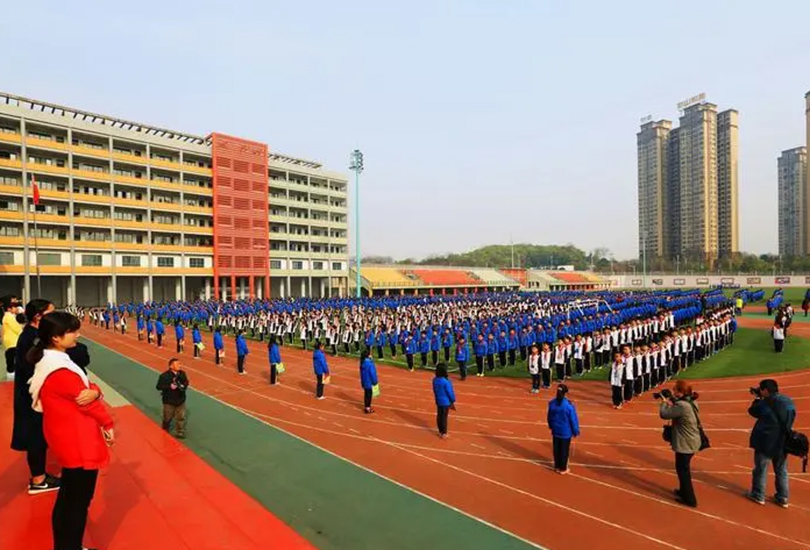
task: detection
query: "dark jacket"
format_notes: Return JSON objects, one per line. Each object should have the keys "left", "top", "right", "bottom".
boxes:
{"left": 749, "top": 394, "right": 796, "bottom": 457}
{"left": 67, "top": 343, "right": 91, "bottom": 372}
{"left": 11, "top": 325, "right": 46, "bottom": 451}
{"left": 156, "top": 369, "right": 189, "bottom": 406}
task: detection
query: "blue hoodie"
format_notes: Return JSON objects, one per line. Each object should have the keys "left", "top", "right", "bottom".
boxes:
{"left": 269, "top": 343, "right": 281, "bottom": 364}
{"left": 547, "top": 397, "right": 580, "bottom": 439}
{"left": 433, "top": 376, "right": 456, "bottom": 407}
{"left": 213, "top": 331, "right": 224, "bottom": 351}
{"left": 313, "top": 349, "right": 329, "bottom": 375}
{"left": 360, "top": 357, "right": 378, "bottom": 389}
{"left": 236, "top": 334, "right": 249, "bottom": 357}
{"left": 192, "top": 328, "right": 202, "bottom": 344}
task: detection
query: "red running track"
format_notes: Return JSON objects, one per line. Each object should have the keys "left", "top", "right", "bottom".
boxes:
{"left": 82, "top": 323, "right": 810, "bottom": 550}
{"left": 0, "top": 383, "right": 315, "bottom": 550}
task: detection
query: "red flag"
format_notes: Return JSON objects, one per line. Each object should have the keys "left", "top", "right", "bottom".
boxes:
{"left": 31, "top": 175, "right": 40, "bottom": 206}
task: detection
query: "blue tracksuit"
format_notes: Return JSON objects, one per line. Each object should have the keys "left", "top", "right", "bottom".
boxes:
{"left": 236, "top": 335, "right": 249, "bottom": 357}
{"left": 360, "top": 358, "right": 378, "bottom": 389}
{"left": 433, "top": 377, "right": 456, "bottom": 407}
{"left": 313, "top": 349, "right": 329, "bottom": 375}
{"left": 269, "top": 343, "right": 281, "bottom": 364}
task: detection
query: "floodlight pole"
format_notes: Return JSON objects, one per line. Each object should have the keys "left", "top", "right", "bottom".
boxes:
{"left": 349, "top": 149, "right": 364, "bottom": 298}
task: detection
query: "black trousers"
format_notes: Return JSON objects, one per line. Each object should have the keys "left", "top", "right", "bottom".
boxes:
{"left": 215, "top": 350, "right": 221, "bottom": 365}
{"left": 193, "top": 345, "right": 200, "bottom": 358}
{"left": 363, "top": 388, "right": 373, "bottom": 409}
{"left": 176, "top": 340, "right": 183, "bottom": 354}
{"left": 486, "top": 354, "right": 495, "bottom": 371}
{"left": 555, "top": 364, "right": 565, "bottom": 381}
{"left": 531, "top": 373, "right": 540, "bottom": 390}
{"left": 457, "top": 361, "right": 467, "bottom": 380}
{"left": 552, "top": 437, "right": 571, "bottom": 471}
{"left": 444, "top": 347, "right": 451, "bottom": 362}
{"left": 376, "top": 346, "right": 384, "bottom": 359}
{"left": 420, "top": 352, "right": 428, "bottom": 367}
{"left": 519, "top": 346, "right": 528, "bottom": 361}
{"left": 157, "top": 333, "right": 163, "bottom": 347}
{"left": 475, "top": 356, "right": 484, "bottom": 374}
{"left": 389, "top": 344, "right": 397, "bottom": 357}
{"left": 508, "top": 349, "right": 516, "bottom": 366}
{"left": 775, "top": 339, "right": 784, "bottom": 352}
{"left": 541, "top": 369, "right": 551, "bottom": 388}
{"left": 270, "top": 364, "right": 278, "bottom": 384}
{"left": 316, "top": 374, "right": 324, "bottom": 397}
{"left": 498, "top": 351, "right": 507, "bottom": 367}
{"left": 675, "top": 452, "right": 697, "bottom": 506}
{"left": 5, "top": 347, "right": 15, "bottom": 373}
{"left": 27, "top": 446, "right": 47, "bottom": 478}
{"left": 52, "top": 467, "right": 98, "bottom": 550}
{"left": 432, "top": 350, "right": 438, "bottom": 365}
{"left": 436, "top": 406, "right": 449, "bottom": 435}
{"left": 406, "top": 354, "right": 414, "bottom": 370}
{"left": 611, "top": 385, "right": 623, "bottom": 407}
{"left": 237, "top": 355, "right": 246, "bottom": 373}
{"left": 623, "top": 380, "right": 634, "bottom": 402}
{"left": 575, "top": 358, "right": 583, "bottom": 375}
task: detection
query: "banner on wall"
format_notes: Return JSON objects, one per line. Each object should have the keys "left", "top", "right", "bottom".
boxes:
{"left": 775, "top": 276, "right": 791, "bottom": 285}
{"left": 631, "top": 279, "right": 642, "bottom": 286}
{"left": 674, "top": 278, "right": 685, "bottom": 285}
{"left": 747, "top": 277, "right": 761, "bottom": 285}
{"left": 696, "top": 277, "right": 709, "bottom": 285}
{"left": 652, "top": 279, "right": 663, "bottom": 285}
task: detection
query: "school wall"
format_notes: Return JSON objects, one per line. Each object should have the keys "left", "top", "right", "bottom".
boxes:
{"left": 604, "top": 274, "right": 810, "bottom": 289}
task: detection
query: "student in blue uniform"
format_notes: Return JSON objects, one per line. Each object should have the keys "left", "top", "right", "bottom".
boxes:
{"left": 497, "top": 331, "right": 508, "bottom": 368}
{"left": 146, "top": 316, "right": 154, "bottom": 344}
{"left": 405, "top": 336, "right": 416, "bottom": 372}
{"left": 137, "top": 315, "right": 145, "bottom": 341}
{"left": 213, "top": 326, "right": 224, "bottom": 366}
{"left": 430, "top": 331, "right": 441, "bottom": 367}
{"left": 313, "top": 341, "right": 330, "bottom": 399}
{"left": 359, "top": 350, "right": 378, "bottom": 414}
{"left": 155, "top": 317, "right": 165, "bottom": 348}
{"left": 433, "top": 363, "right": 456, "bottom": 438}
{"left": 236, "top": 330, "right": 249, "bottom": 375}
{"left": 175, "top": 322, "right": 185, "bottom": 354}
{"left": 442, "top": 329, "right": 453, "bottom": 363}
{"left": 547, "top": 384, "right": 580, "bottom": 474}
{"left": 474, "top": 334, "right": 487, "bottom": 377}
{"left": 455, "top": 337, "right": 469, "bottom": 381}
{"left": 419, "top": 335, "right": 430, "bottom": 368}
{"left": 268, "top": 335, "right": 282, "bottom": 385}
{"left": 486, "top": 333, "right": 497, "bottom": 372}
{"left": 507, "top": 329, "right": 519, "bottom": 366}
{"left": 192, "top": 324, "right": 202, "bottom": 359}
{"left": 375, "top": 329, "right": 385, "bottom": 360}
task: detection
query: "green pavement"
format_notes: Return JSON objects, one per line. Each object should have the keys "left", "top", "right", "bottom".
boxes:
{"left": 82, "top": 338, "right": 542, "bottom": 550}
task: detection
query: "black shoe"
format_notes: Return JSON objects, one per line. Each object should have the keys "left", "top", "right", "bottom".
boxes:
{"left": 29, "top": 475, "right": 60, "bottom": 495}
{"left": 675, "top": 495, "right": 696, "bottom": 508}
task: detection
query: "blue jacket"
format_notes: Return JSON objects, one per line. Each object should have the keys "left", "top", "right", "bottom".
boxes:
{"left": 192, "top": 328, "right": 202, "bottom": 344}
{"left": 269, "top": 343, "right": 281, "bottom": 364}
{"left": 156, "top": 321, "right": 165, "bottom": 335}
{"left": 236, "top": 335, "right": 249, "bottom": 357}
{"left": 749, "top": 394, "right": 796, "bottom": 457}
{"left": 313, "top": 349, "right": 329, "bottom": 376}
{"left": 455, "top": 344, "right": 469, "bottom": 363}
{"left": 547, "top": 398, "right": 580, "bottom": 439}
{"left": 433, "top": 377, "right": 456, "bottom": 407}
{"left": 474, "top": 341, "right": 487, "bottom": 357}
{"left": 360, "top": 358, "right": 378, "bottom": 389}
{"left": 175, "top": 325, "right": 185, "bottom": 340}
{"left": 213, "top": 331, "right": 224, "bottom": 350}
{"left": 419, "top": 338, "right": 430, "bottom": 354}
{"left": 146, "top": 319, "right": 154, "bottom": 333}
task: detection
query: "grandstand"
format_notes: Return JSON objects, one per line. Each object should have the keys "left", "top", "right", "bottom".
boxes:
{"left": 353, "top": 265, "right": 607, "bottom": 295}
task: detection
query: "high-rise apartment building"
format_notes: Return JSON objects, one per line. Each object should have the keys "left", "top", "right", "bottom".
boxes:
{"left": 717, "top": 109, "right": 739, "bottom": 257}
{"left": 0, "top": 92, "right": 349, "bottom": 305}
{"left": 805, "top": 92, "right": 810, "bottom": 252}
{"left": 777, "top": 147, "right": 807, "bottom": 257}
{"left": 636, "top": 99, "right": 738, "bottom": 265}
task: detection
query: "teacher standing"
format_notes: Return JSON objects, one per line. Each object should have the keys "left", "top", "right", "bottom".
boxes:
{"left": 546, "top": 384, "right": 580, "bottom": 474}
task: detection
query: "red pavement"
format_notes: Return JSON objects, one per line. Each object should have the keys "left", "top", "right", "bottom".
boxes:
{"left": 0, "top": 382, "right": 316, "bottom": 550}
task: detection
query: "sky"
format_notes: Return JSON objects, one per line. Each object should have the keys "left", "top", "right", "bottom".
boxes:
{"left": 2, "top": 0, "right": 809, "bottom": 261}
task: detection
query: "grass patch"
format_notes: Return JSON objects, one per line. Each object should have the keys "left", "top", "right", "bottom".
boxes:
{"left": 578, "top": 328, "right": 810, "bottom": 381}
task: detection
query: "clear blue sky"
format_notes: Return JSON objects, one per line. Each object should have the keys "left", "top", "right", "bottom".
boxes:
{"left": 3, "top": 0, "right": 809, "bottom": 260}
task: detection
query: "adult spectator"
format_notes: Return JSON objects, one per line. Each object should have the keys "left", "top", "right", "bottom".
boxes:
{"left": 2, "top": 295, "right": 22, "bottom": 377}
{"left": 658, "top": 380, "right": 702, "bottom": 508}
{"left": 746, "top": 379, "right": 795, "bottom": 508}
{"left": 27, "top": 311, "right": 113, "bottom": 550}
{"left": 156, "top": 358, "right": 189, "bottom": 439}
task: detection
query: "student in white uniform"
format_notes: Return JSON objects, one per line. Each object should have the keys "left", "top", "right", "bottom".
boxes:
{"left": 528, "top": 344, "right": 541, "bottom": 394}
{"left": 610, "top": 352, "right": 624, "bottom": 409}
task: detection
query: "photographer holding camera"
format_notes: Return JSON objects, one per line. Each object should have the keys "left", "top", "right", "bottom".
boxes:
{"left": 746, "top": 379, "right": 795, "bottom": 508}
{"left": 156, "top": 358, "right": 190, "bottom": 439}
{"left": 657, "top": 380, "right": 703, "bottom": 508}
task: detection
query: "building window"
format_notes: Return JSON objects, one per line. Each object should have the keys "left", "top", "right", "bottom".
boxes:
{"left": 157, "top": 257, "right": 174, "bottom": 268}
{"left": 189, "top": 257, "right": 205, "bottom": 268}
{"left": 313, "top": 261, "right": 324, "bottom": 270}
{"left": 332, "top": 262, "right": 342, "bottom": 270}
{"left": 122, "top": 255, "right": 141, "bottom": 267}
{"left": 270, "top": 260, "right": 282, "bottom": 269}
{"left": 36, "top": 253, "right": 61, "bottom": 266}
{"left": 81, "top": 254, "right": 103, "bottom": 267}
{"left": 0, "top": 251, "right": 13, "bottom": 265}
{"left": 292, "top": 261, "right": 303, "bottom": 270}
{"left": 0, "top": 225, "right": 20, "bottom": 237}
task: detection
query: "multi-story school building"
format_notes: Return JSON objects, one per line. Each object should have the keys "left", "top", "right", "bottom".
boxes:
{"left": 0, "top": 92, "right": 349, "bottom": 305}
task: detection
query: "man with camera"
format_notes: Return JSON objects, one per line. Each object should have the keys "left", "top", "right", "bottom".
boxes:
{"left": 657, "top": 380, "right": 704, "bottom": 508}
{"left": 156, "top": 358, "right": 190, "bottom": 439}
{"left": 747, "top": 379, "right": 795, "bottom": 508}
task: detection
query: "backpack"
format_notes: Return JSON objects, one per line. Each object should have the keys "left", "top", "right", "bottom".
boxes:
{"left": 770, "top": 400, "right": 808, "bottom": 472}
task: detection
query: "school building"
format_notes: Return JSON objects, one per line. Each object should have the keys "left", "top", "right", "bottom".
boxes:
{"left": 0, "top": 92, "right": 349, "bottom": 306}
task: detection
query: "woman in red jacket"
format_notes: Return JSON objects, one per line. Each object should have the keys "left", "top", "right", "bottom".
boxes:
{"left": 28, "top": 312, "right": 114, "bottom": 550}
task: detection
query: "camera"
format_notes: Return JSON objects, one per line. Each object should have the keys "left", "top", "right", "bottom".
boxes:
{"left": 749, "top": 387, "right": 762, "bottom": 397}
{"left": 653, "top": 389, "right": 672, "bottom": 400}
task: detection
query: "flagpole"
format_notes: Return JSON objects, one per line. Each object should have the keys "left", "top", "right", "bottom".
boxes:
{"left": 30, "top": 175, "right": 41, "bottom": 297}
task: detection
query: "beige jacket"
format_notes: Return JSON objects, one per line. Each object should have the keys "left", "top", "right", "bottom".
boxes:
{"left": 660, "top": 398, "right": 701, "bottom": 454}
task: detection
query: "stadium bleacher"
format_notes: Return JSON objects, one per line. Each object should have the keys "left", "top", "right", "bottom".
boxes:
{"left": 470, "top": 268, "right": 520, "bottom": 287}
{"left": 360, "top": 267, "right": 418, "bottom": 287}
{"left": 410, "top": 269, "right": 480, "bottom": 286}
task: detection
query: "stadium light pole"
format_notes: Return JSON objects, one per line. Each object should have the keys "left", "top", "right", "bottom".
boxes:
{"left": 349, "top": 149, "right": 364, "bottom": 298}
